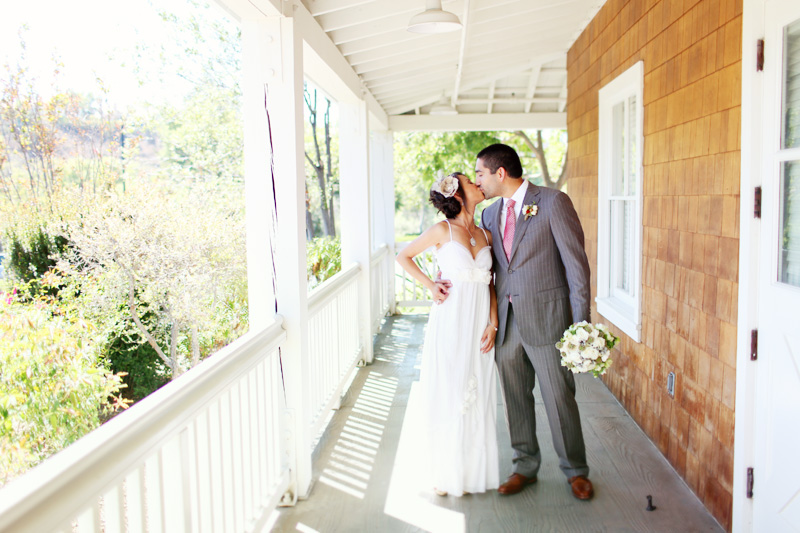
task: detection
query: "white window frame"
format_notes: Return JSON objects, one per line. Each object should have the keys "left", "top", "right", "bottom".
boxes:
{"left": 597, "top": 61, "right": 644, "bottom": 342}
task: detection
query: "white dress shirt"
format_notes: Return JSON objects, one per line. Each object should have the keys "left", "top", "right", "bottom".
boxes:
{"left": 500, "top": 180, "right": 529, "bottom": 235}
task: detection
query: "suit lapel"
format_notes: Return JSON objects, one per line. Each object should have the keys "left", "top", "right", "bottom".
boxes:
{"left": 508, "top": 184, "right": 541, "bottom": 264}
{"left": 493, "top": 199, "right": 508, "bottom": 267}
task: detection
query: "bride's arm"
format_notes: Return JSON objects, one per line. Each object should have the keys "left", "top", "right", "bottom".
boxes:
{"left": 481, "top": 278, "right": 498, "bottom": 353}
{"left": 396, "top": 222, "right": 450, "bottom": 304}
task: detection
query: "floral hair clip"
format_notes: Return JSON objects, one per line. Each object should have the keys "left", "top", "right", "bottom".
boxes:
{"left": 430, "top": 170, "right": 459, "bottom": 198}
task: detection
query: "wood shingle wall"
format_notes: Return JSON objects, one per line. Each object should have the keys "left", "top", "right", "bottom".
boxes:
{"left": 566, "top": 0, "right": 742, "bottom": 529}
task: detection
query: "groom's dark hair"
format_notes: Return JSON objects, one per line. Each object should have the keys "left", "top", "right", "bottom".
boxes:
{"left": 477, "top": 143, "right": 523, "bottom": 178}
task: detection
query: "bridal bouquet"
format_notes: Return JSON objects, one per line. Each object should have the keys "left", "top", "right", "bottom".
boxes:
{"left": 556, "top": 322, "right": 619, "bottom": 377}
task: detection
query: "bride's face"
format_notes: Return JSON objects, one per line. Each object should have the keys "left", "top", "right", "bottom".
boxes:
{"left": 457, "top": 174, "right": 485, "bottom": 207}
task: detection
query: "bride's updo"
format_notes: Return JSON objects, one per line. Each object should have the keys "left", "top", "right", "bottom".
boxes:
{"left": 429, "top": 172, "right": 463, "bottom": 219}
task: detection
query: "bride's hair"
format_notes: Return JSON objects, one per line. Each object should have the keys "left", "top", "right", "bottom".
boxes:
{"left": 429, "top": 173, "right": 463, "bottom": 218}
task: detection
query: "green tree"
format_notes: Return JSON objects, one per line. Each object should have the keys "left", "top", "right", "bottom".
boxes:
{"left": 0, "top": 294, "right": 128, "bottom": 486}
{"left": 304, "top": 83, "right": 338, "bottom": 238}
{"left": 510, "top": 130, "right": 569, "bottom": 190}
{"left": 394, "top": 130, "right": 502, "bottom": 233}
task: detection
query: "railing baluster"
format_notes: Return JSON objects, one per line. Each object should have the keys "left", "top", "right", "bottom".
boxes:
{"left": 0, "top": 239, "right": 391, "bottom": 531}
{"left": 101, "top": 485, "right": 124, "bottom": 533}
{"left": 229, "top": 384, "right": 243, "bottom": 531}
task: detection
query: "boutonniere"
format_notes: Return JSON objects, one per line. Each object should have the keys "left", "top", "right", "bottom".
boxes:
{"left": 523, "top": 202, "right": 538, "bottom": 220}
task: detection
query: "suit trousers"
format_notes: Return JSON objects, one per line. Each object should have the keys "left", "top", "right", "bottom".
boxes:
{"left": 496, "top": 304, "right": 589, "bottom": 479}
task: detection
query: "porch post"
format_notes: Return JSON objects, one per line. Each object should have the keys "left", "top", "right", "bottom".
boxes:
{"left": 260, "top": 14, "right": 312, "bottom": 499}
{"left": 369, "top": 129, "right": 396, "bottom": 314}
{"left": 339, "top": 100, "right": 374, "bottom": 363}
{"left": 241, "top": 18, "right": 275, "bottom": 328}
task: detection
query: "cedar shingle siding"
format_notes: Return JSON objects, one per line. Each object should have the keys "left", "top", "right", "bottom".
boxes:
{"left": 566, "top": 0, "right": 742, "bottom": 529}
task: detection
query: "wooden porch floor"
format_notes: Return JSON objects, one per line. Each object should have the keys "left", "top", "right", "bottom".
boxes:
{"left": 270, "top": 315, "right": 723, "bottom": 533}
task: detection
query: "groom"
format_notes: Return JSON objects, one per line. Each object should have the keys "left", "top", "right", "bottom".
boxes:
{"left": 476, "top": 143, "right": 594, "bottom": 500}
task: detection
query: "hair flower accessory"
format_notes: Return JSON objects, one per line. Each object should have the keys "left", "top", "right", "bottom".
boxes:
{"left": 523, "top": 202, "right": 538, "bottom": 220}
{"left": 430, "top": 170, "right": 459, "bottom": 198}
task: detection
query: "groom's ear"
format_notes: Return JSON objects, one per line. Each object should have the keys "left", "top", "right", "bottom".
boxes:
{"left": 496, "top": 166, "right": 507, "bottom": 181}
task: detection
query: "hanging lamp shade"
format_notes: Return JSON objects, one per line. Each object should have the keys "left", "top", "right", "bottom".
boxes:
{"left": 429, "top": 97, "right": 458, "bottom": 115}
{"left": 407, "top": 0, "right": 462, "bottom": 34}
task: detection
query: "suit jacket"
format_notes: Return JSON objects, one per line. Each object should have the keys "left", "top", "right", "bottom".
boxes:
{"left": 481, "top": 184, "right": 591, "bottom": 347}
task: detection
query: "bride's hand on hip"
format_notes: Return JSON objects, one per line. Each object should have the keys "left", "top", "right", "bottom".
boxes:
{"left": 480, "top": 324, "right": 497, "bottom": 353}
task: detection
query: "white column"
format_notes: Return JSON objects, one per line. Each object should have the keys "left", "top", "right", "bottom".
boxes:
{"left": 369, "top": 130, "right": 396, "bottom": 314}
{"left": 256, "top": 14, "right": 312, "bottom": 500}
{"left": 339, "top": 100, "right": 374, "bottom": 363}
{"left": 242, "top": 18, "right": 276, "bottom": 329}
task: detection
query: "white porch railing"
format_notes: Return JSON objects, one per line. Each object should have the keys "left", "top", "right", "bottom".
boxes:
{"left": 306, "top": 263, "right": 362, "bottom": 437}
{"left": 0, "top": 319, "right": 290, "bottom": 533}
{"left": 395, "top": 242, "right": 437, "bottom": 309}
{"left": 370, "top": 244, "right": 393, "bottom": 331}
{"left": 0, "top": 243, "right": 395, "bottom": 532}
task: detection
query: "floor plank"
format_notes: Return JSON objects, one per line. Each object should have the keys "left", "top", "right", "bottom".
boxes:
{"left": 270, "top": 316, "right": 723, "bottom": 533}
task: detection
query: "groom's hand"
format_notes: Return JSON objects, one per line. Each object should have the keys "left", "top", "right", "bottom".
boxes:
{"left": 432, "top": 279, "right": 451, "bottom": 304}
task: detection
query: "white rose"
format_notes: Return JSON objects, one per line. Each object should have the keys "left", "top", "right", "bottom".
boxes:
{"left": 576, "top": 328, "right": 589, "bottom": 342}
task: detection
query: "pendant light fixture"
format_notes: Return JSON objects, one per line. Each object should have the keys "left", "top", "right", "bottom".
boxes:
{"left": 407, "top": 0, "right": 462, "bottom": 34}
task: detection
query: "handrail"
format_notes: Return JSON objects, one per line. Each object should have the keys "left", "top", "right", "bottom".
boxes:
{"left": 370, "top": 243, "right": 389, "bottom": 266}
{"left": 307, "top": 262, "right": 360, "bottom": 314}
{"left": 0, "top": 317, "right": 287, "bottom": 532}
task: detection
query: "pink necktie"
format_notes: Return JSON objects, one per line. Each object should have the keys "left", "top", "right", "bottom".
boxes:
{"left": 503, "top": 199, "right": 516, "bottom": 261}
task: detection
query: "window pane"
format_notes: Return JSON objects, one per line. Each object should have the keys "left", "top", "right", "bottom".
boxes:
{"left": 610, "top": 199, "right": 633, "bottom": 295}
{"left": 612, "top": 102, "right": 625, "bottom": 196}
{"left": 783, "top": 18, "right": 800, "bottom": 149}
{"left": 628, "top": 95, "right": 637, "bottom": 195}
{"left": 779, "top": 161, "right": 800, "bottom": 286}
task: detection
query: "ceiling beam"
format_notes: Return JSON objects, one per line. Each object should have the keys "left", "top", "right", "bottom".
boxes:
{"left": 458, "top": 97, "right": 565, "bottom": 105}
{"left": 487, "top": 81, "right": 496, "bottom": 114}
{"left": 383, "top": 53, "right": 563, "bottom": 115}
{"left": 558, "top": 78, "right": 568, "bottom": 112}
{"left": 362, "top": 43, "right": 563, "bottom": 88}
{"left": 451, "top": 0, "right": 472, "bottom": 107}
{"left": 524, "top": 65, "right": 541, "bottom": 113}
{"left": 389, "top": 113, "right": 566, "bottom": 132}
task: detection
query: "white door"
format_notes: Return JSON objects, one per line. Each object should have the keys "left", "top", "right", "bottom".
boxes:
{"left": 755, "top": 1, "right": 800, "bottom": 530}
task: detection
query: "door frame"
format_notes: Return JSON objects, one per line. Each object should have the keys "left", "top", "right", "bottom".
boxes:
{"left": 735, "top": 0, "right": 797, "bottom": 530}
{"left": 735, "top": 0, "right": 763, "bottom": 530}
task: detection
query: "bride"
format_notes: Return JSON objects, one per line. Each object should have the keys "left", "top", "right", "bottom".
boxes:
{"left": 396, "top": 172, "right": 500, "bottom": 496}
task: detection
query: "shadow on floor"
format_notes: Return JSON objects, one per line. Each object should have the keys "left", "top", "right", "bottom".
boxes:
{"left": 270, "top": 315, "right": 723, "bottom": 533}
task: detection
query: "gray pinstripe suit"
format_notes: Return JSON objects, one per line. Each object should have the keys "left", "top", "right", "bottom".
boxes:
{"left": 481, "top": 183, "right": 591, "bottom": 479}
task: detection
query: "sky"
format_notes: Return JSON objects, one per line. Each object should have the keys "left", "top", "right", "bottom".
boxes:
{"left": 0, "top": 0, "right": 224, "bottom": 108}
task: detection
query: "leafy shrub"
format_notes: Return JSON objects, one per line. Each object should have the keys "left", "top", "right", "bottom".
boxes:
{"left": 3, "top": 225, "right": 69, "bottom": 296}
{"left": 0, "top": 294, "right": 128, "bottom": 486}
{"left": 307, "top": 236, "right": 341, "bottom": 289}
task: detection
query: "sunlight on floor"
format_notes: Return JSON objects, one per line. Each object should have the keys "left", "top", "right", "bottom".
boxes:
{"left": 383, "top": 381, "right": 466, "bottom": 533}
{"left": 318, "top": 371, "right": 399, "bottom": 501}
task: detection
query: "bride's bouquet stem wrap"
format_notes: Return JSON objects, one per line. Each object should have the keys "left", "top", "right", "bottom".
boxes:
{"left": 556, "top": 322, "right": 619, "bottom": 377}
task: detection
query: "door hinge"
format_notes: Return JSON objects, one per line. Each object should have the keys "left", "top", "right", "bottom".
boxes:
{"left": 754, "top": 186, "right": 762, "bottom": 218}
{"left": 747, "top": 467, "right": 754, "bottom": 498}
{"left": 757, "top": 39, "right": 764, "bottom": 71}
{"left": 751, "top": 329, "right": 758, "bottom": 361}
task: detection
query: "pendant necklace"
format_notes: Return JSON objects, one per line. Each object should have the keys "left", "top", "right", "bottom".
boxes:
{"left": 457, "top": 218, "right": 477, "bottom": 247}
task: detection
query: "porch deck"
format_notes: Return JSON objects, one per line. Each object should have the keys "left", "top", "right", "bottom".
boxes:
{"left": 271, "top": 315, "right": 723, "bottom": 533}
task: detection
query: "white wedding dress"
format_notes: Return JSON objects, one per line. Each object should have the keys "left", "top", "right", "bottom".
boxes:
{"left": 419, "top": 221, "right": 499, "bottom": 495}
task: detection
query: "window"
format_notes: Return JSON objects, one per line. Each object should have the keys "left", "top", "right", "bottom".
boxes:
{"left": 597, "top": 61, "right": 643, "bottom": 342}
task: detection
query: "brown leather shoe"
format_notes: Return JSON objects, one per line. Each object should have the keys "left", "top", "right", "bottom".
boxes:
{"left": 568, "top": 476, "right": 594, "bottom": 500}
{"left": 498, "top": 473, "right": 537, "bottom": 495}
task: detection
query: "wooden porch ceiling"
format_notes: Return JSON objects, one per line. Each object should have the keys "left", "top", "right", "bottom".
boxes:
{"left": 301, "top": 0, "right": 606, "bottom": 128}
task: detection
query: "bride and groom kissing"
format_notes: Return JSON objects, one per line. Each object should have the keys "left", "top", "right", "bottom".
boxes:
{"left": 396, "top": 143, "right": 594, "bottom": 501}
